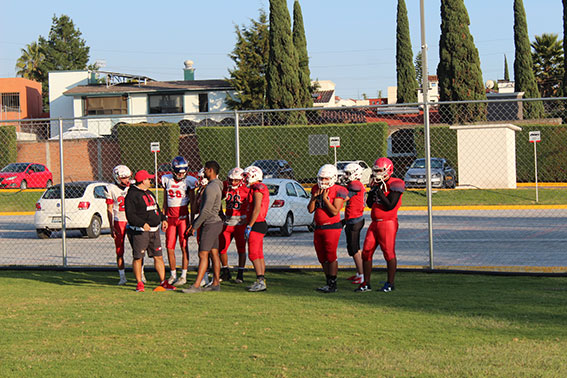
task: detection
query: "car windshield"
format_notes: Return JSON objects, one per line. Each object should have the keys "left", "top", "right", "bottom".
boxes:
{"left": 336, "top": 162, "right": 350, "bottom": 170}
{"left": 42, "top": 184, "right": 88, "bottom": 199}
{"left": 265, "top": 184, "right": 279, "bottom": 196}
{"left": 411, "top": 159, "right": 443, "bottom": 169}
{"left": 1, "top": 163, "right": 28, "bottom": 173}
{"left": 253, "top": 160, "right": 280, "bottom": 173}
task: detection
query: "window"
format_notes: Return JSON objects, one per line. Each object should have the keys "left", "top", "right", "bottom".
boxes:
{"left": 198, "top": 93, "right": 208, "bottom": 113}
{"left": 286, "top": 183, "right": 297, "bottom": 197}
{"left": 1, "top": 92, "right": 20, "bottom": 111}
{"left": 32, "top": 164, "right": 45, "bottom": 172}
{"left": 84, "top": 96, "right": 127, "bottom": 116}
{"left": 94, "top": 186, "right": 107, "bottom": 199}
{"left": 294, "top": 183, "right": 309, "bottom": 198}
{"left": 149, "top": 94, "right": 183, "bottom": 114}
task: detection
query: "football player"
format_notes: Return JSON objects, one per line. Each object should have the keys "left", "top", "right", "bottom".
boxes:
{"left": 307, "top": 164, "right": 347, "bottom": 293}
{"left": 161, "top": 156, "right": 197, "bottom": 286}
{"left": 357, "top": 157, "right": 404, "bottom": 293}
{"left": 342, "top": 163, "right": 366, "bottom": 285}
{"left": 106, "top": 165, "right": 135, "bottom": 285}
{"left": 243, "top": 165, "right": 269, "bottom": 292}
{"left": 219, "top": 167, "right": 249, "bottom": 283}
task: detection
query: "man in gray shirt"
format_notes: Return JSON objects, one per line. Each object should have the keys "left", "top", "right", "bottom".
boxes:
{"left": 183, "top": 161, "right": 224, "bottom": 293}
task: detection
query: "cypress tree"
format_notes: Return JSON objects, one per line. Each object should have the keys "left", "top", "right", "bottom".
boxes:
{"left": 396, "top": 0, "right": 417, "bottom": 104}
{"left": 513, "top": 0, "right": 544, "bottom": 118}
{"left": 293, "top": 0, "right": 313, "bottom": 108}
{"left": 563, "top": 0, "right": 567, "bottom": 96}
{"left": 267, "top": 0, "right": 302, "bottom": 124}
{"left": 504, "top": 54, "right": 510, "bottom": 81}
{"left": 437, "top": 0, "right": 486, "bottom": 124}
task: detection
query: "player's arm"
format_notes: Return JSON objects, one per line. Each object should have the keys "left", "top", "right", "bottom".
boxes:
{"left": 188, "top": 188, "right": 196, "bottom": 223}
{"left": 374, "top": 188, "right": 402, "bottom": 211}
{"left": 321, "top": 189, "right": 344, "bottom": 216}
{"left": 106, "top": 203, "right": 115, "bottom": 238}
{"left": 307, "top": 185, "right": 320, "bottom": 213}
{"left": 247, "top": 191, "right": 263, "bottom": 227}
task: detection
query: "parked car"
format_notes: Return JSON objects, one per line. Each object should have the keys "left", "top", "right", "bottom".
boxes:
{"left": 336, "top": 160, "right": 372, "bottom": 185}
{"left": 34, "top": 181, "right": 111, "bottom": 239}
{"left": 263, "top": 178, "right": 314, "bottom": 236}
{"left": 156, "top": 162, "right": 198, "bottom": 187}
{"left": 251, "top": 160, "right": 294, "bottom": 180}
{"left": 0, "top": 162, "right": 53, "bottom": 189}
{"left": 404, "top": 158, "right": 457, "bottom": 189}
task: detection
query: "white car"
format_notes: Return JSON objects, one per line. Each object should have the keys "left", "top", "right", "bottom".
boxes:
{"left": 336, "top": 160, "right": 372, "bottom": 185}
{"left": 263, "top": 178, "right": 314, "bottom": 236}
{"left": 34, "top": 181, "right": 111, "bottom": 239}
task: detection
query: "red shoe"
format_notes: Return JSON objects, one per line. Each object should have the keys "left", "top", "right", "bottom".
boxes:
{"left": 160, "top": 280, "right": 177, "bottom": 291}
{"left": 346, "top": 275, "right": 357, "bottom": 281}
{"left": 351, "top": 276, "right": 364, "bottom": 284}
{"left": 136, "top": 281, "right": 145, "bottom": 292}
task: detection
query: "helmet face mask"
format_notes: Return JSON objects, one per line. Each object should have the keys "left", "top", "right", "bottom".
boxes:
{"left": 113, "top": 165, "right": 132, "bottom": 186}
{"left": 227, "top": 167, "right": 244, "bottom": 189}
{"left": 243, "top": 166, "right": 262, "bottom": 187}
{"left": 343, "top": 163, "right": 363, "bottom": 183}
{"left": 371, "top": 157, "right": 394, "bottom": 186}
{"left": 317, "top": 164, "right": 337, "bottom": 190}
{"left": 171, "top": 156, "right": 188, "bottom": 181}
{"left": 197, "top": 168, "right": 208, "bottom": 187}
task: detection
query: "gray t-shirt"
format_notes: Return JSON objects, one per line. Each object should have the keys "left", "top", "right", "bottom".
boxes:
{"left": 192, "top": 178, "right": 223, "bottom": 229}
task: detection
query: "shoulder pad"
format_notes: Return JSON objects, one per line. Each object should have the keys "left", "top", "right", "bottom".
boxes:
{"left": 348, "top": 181, "right": 364, "bottom": 192}
{"left": 389, "top": 178, "right": 405, "bottom": 193}
{"left": 335, "top": 185, "right": 348, "bottom": 198}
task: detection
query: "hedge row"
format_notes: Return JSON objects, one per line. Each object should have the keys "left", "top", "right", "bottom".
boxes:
{"left": 0, "top": 125, "right": 17, "bottom": 169}
{"left": 196, "top": 123, "right": 389, "bottom": 181}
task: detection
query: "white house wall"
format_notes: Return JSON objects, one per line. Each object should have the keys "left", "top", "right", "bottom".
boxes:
{"left": 129, "top": 94, "right": 147, "bottom": 115}
{"left": 49, "top": 71, "right": 90, "bottom": 136}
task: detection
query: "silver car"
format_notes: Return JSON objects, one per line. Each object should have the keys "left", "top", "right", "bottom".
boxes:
{"left": 404, "top": 158, "right": 457, "bottom": 189}
{"left": 263, "top": 178, "right": 314, "bottom": 236}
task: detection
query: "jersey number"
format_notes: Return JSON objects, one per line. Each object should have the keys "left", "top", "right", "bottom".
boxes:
{"left": 117, "top": 196, "right": 125, "bottom": 211}
{"left": 168, "top": 189, "right": 184, "bottom": 199}
{"left": 226, "top": 193, "right": 241, "bottom": 210}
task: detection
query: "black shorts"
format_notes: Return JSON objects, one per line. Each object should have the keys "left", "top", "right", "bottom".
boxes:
{"left": 198, "top": 221, "right": 223, "bottom": 252}
{"left": 344, "top": 219, "right": 365, "bottom": 256}
{"left": 127, "top": 229, "right": 163, "bottom": 259}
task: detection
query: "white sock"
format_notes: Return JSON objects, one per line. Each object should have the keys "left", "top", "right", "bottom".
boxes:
{"left": 356, "top": 273, "right": 363, "bottom": 279}
{"left": 119, "top": 269, "right": 125, "bottom": 278}
{"left": 170, "top": 270, "right": 177, "bottom": 279}
{"left": 181, "top": 269, "right": 187, "bottom": 279}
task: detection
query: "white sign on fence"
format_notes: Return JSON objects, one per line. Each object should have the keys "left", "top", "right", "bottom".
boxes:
{"left": 329, "top": 136, "right": 340, "bottom": 148}
{"left": 529, "top": 131, "right": 541, "bottom": 143}
{"left": 150, "top": 142, "right": 160, "bottom": 152}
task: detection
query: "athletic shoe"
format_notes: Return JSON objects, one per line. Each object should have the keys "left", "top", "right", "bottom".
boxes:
{"left": 231, "top": 278, "right": 244, "bottom": 284}
{"left": 380, "top": 282, "right": 395, "bottom": 292}
{"left": 118, "top": 277, "right": 127, "bottom": 286}
{"left": 173, "top": 277, "right": 187, "bottom": 287}
{"left": 167, "top": 275, "right": 177, "bottom": 285}
{"left": 182, "top": 285, "right": 203, "bottom": 294}
{"left": 160, "top": 281, "right": 177, "bottom": 291}
{"left": 351, "top": 276, "right": 363, "bottom": 285}
{"left": 219, "top": 268, "right": 229, "bottom": 282}
{"left": 317, "top": 285, "right": 330, "bottom": 292}
{"left": 248, "top": 280, "right": 267, "bottom": 292}
{"left": 319, "top": 285, "right": 337, "bottom": 293}
{"left": 135, "top": 281, "right": 145, "bottom": 292}
{"left": 354, "top": 283, "right": 372, "bottom": 292}
{"left": 202, "top": 284, "right": 220, "bottom": 292}
{"left": 141, "top": 272, "right": 147, "bottom": 284}
{"left": 346, "top": 275, "right": 358, "bottom": 281}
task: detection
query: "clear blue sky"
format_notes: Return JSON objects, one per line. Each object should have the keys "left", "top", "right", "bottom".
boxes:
{"left": 0, "top": 0, "right": 562, "bottom": 99}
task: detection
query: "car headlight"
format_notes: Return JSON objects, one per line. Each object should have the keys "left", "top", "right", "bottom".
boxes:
{"left": 5, "top": 176, "right": 17, "bottom": 181}
{"left": 432, "top": 173, "right": 441, "bottom": 178}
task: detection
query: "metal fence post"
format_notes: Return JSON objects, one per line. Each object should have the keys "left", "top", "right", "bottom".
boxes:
{"left": 235, "top": 110, "right": 240, "bottom": 168}
{"left": 58, "top": 118, "right": 67, "bottom": 267}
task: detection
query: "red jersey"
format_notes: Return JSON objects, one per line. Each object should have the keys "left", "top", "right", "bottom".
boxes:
{"left": 246, "top": 182, "right": 270, "bottom": 223}
{"left": 370, "top": 177, "right": 405, "bottom": 221}
{"left": 312, "top": 184, "right": 348, "bottom": 226}
{"left": 223, "top": 181, "right": 250, "bottom": 225}
{"left": 344, "top": 180, "right": 365, "bottom": 221}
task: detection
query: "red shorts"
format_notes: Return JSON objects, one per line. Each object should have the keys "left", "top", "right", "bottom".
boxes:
{"left": 313, "top": 228, "right": 342, "bottom": 264}
{"left": 247, "top": 231, "right": 265, "bottom": 261}
{"left": 362, "top": 219, "right": 398, "bottom": 262}
{"left": 165, "top": 217, "right": 188, "bottom": 251}
{"left": 219, "top": 224, "right": 246, "bottom": 255}
{"left": 113, "top": 221, "right": 128, "bottom": 256}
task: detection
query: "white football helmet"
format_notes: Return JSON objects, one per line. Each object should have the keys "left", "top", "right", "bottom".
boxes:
{"left": 343, "top": 163, "right": 363, "bottom": 183}
{"left": 197, "top": 167, "right": 208, "bottom": 187}
{"left": 227, "top": 167, "right": 244, "bottom": 189}
{"left": 243, "top": 166, "right": 263, "bottom": 186}
{"left": 113, "top": 165, "right": 132, "bottom": 186}
{"left": 317, "top": 164, "right": 337, "bottom": 190}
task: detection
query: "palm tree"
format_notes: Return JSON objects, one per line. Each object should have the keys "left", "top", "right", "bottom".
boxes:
{"left": 531, "top": 33, "right": 564, "bottom": 97}
{"left": 15, "top": 42, "right": 44, "bottom": 81}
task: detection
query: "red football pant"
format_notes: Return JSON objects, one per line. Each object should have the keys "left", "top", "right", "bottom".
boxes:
{"left": 247, "top": 231, "right": 265, "bottom": 261}
{"left": 165, "top": 217, "right": 188, "bottom": 250}
{"left": 113, "top": 221, "right": 128, "bottom": 256}
{"left": 219, "top": 224, "right": 246, "bottom": 255}
{"left": 362, "top": 219, "right": 398, "bottom": 262}
{"left": 314, "top": 228, "right": 342, "bottom": 264}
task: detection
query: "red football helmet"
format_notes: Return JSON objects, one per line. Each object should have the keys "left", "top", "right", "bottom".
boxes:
{"left": 371, "top": 157, "right": 394, "bottom": 185}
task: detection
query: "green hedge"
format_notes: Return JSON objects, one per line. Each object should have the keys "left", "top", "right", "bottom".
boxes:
{"left": 0, "top": 125, "right": 17, "bottom": 169}
{"left": 197, "top": 123, "right": 389, "bottom": 181}
{"left": 116, "top": 123, "right": 180, "bottom": 174}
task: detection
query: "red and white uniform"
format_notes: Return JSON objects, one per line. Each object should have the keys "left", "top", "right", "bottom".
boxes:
{"left": 362, "top": 177, "right": 405, "bottom": 262}
{"left": 312, "top": 183, "right": 348, "bottom": 264}
{"left": 161, "top": 174, "right": 198, "bottom": 250}
{"left": 219, "top": 181, "right": 250, "bottom": 255}
{"left": 344, "top": 180, "right": 365, "bottom": 222}
{"left": 246, "top": 182, "right": 270, "bottom": 261}
{"left": 105, "top": 183, "right": 129, "bottom": 256}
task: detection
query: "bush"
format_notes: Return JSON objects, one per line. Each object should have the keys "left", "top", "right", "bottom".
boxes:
{"left": 0, "top": 125, "right": 17, "bottom": 169}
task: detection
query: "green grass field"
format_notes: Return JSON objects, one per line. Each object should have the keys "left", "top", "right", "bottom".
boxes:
{"left": 1, "top": 187, "right": 567, "bottom": 213}
{"left": 1, "top": 270, "right": 566, "bottom": 377}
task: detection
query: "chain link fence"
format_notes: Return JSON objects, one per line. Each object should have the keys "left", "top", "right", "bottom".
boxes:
{"left": 1, "top": 97, "right": 566, "bottom": 272}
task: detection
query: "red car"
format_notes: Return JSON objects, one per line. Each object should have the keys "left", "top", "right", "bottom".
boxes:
{"left": 0, "top": 162, "right": 53, "bottom": 189}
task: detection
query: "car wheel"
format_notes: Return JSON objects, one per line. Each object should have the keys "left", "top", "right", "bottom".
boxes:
{"left": 46, "top": 179, "right": 53, "bottom": 188}
{"left": 280, "top": 212, "right": 293, "bottom": 237}
{"left": 20, "top": 180, "right": 28, "bottom": 190}
{"left": 36, "top": 229, "right": 52, "bottom": 239}
{"left": 84, "top": 215, "right": 102, "bottom": 238}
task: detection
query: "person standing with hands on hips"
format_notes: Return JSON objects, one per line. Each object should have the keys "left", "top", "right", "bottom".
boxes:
{"left": 124, "top": 170, "right": 174, "bottom": 292}
{"left": 357, "top": 157, "right": 404, "bottom": 293}
{"left": 308, "top": 164, "right": 347, "bottom": 293}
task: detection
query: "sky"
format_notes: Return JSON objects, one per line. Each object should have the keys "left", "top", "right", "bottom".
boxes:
{"left": 0, "top": 0, "right": 563, "bottom": 100}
